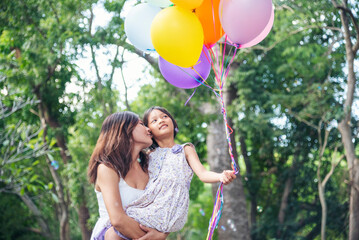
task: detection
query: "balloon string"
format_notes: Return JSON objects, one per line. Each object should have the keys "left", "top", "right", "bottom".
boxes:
{"left": 191, "top": 67, "right": 219, "bottom": 91}
{"left": 219, "top": 94, "right": 239, "bottom": 174}
{"left": 205, "top": 95, "right": 239, "bottom": 240}
{"left": 220, "top": 38, "right": 227, "bottom": 84}
{"left": 210, "top": 0, "right": 217, "bottom": 45}
{"left": 184, "top": 88, "right": 197, "bottom": 106}
{"left": 204, "top": 48, "right": 220, "bottom": 84}
{"left": 217, "top": 40, "right": 240, "bottom": 49}
{"left": 224, "top": 44, "right": 238, "bottom": 80}
{"left": 206, "top": 183, "right": 224, "bottom": 240}
{"left": 216, "top": 42, "right": 221, "bottom": 86}
{"left": 205, "top": 38, "right": 240, "bottom": 240}
{"left": 175, "top": 64, "right": 209, "bottom": 87}
{"left": 205, "top": 48, "right": 221, "bottom": 90}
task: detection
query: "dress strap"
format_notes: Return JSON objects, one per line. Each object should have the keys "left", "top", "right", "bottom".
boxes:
{"left": 181, "top": 142, "right": 195, "bottom": 148}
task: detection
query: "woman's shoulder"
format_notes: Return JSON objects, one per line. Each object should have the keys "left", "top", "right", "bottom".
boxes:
{"left": 97, "top": 163, "right": 119, "bottom": 178}
{"left": 95, "top": 163, "right": 120, "bottom": 191}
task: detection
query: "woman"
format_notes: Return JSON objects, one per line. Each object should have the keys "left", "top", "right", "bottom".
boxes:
{"left": 88, "top": 111, "right": 168, "bottom": 240}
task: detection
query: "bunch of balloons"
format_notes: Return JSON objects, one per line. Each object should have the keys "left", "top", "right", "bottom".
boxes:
{"left": 125, "top": 2, "right": 274, "bottom": 239}
{"left": 125, "top": 0, "right": 274, "bottom": 89}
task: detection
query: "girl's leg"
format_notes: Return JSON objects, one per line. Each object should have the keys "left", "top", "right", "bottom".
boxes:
{"left": 104, "top": 227, "right": 124, "bottom": 240}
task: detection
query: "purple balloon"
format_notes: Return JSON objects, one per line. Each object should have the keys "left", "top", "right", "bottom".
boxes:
{"left": 159, "top": 46, "right": 211, "bottom": 89}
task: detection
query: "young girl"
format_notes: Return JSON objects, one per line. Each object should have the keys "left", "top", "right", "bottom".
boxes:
{"left": 107, "top": 106, "right": 236, "bottom": 239}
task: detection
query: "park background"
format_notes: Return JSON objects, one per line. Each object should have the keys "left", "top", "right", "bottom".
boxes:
{"left": 1, "top": 0, "right": 358, "bottom": 239}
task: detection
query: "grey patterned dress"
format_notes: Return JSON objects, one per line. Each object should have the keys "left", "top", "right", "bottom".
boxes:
{"left": 125, "top": 144, "right": 194, "bottom": 232}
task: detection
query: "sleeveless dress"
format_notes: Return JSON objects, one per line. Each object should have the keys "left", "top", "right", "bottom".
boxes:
{"left": 90, "top": 178, "right": 144, "bottom": 240}
{"left": 125, "top": 143, "right": 194, "bottom": 232}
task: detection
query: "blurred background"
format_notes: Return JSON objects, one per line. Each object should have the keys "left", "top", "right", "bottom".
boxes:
{"left": 0, "top": 0, "right": 358, "bottom": 239}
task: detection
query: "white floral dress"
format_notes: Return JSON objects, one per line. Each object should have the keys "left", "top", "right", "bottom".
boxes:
{"left": 125, "top": 144, "right": 194, "bottom": 232}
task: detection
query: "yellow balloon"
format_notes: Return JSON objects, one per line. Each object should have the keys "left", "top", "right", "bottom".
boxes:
{"left": 151, "top": 6, "right": 204, "bottom": 68}
{"left": 170, "top": 0, "right": 204, "bottom": 9}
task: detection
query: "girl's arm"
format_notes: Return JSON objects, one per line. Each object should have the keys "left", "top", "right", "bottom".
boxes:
{"left": 184, "top": 145, "right": 236, "bottom": 184}
{"left": 97, "top": 164, "right": 145, "bottom": 238}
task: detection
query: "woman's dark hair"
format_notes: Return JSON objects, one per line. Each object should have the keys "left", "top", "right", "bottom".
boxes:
{"left": 88, "top": 111, "right": 148, "bottom": 184}
{"left": 143, "top": 106, "right": 178, "bottom": 149}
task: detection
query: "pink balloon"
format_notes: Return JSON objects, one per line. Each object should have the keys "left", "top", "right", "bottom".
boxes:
{"left": 219, "top": 0, "right": 273, "bottom": 45}
{"left": 237, "top": 7, "right": 274, "bottom": 48}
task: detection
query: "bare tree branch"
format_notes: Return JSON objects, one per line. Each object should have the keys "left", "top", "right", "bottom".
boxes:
{"left": 118, "top": 48, "right": 131, "bottom": 111}
{"left": 331, "top": 0, "right": 359, "bottom": 53}
{"left": 0, "top": 97, "right": 39, "bottom": 119}
{"left": 109, "top": 45, "right": 120, "bottom": 84}
{"left": 322, "top": 151, "right": 345, "bottom": 187}
{"left": 250, "top": 25, "right": 342, "bottom": 53}
{"left": 287, "top": 108, "right": 318, "bottom": 129}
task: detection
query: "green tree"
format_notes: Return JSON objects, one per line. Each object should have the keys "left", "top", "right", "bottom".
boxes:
{"left": 224, "top": 0, "right": 352, "bottom": 239}
{"left": 0, "top": 0, "right": 96, "bottom": 238}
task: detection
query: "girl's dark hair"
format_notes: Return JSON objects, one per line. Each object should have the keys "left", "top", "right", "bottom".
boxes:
{"left": 143, "top": 106, "right": 178, "bottom": 149}
{"left": 88, "top": 111, "right": 148, "bottom": 184}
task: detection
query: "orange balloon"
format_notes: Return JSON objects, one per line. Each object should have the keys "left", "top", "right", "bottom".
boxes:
{"left": 195, "top": 0, "right": 224, "bottom": 48}
{"left": 171, "top": 0, "right": 204, "bottom": 9}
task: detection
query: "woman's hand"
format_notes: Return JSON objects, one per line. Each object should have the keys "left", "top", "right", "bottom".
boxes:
{"left": 133, "top": 225, "right": 169, "bottom": 240}
{"left": 219, "top": 170, "right": 236, "bottom": 185}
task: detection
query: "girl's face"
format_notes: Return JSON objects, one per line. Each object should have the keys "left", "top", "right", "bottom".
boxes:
{"left": 147, "top": 109, "right": 174, "bottom": 140}
{"left": 132, "top": 120, "right": 153, "bottom": 148}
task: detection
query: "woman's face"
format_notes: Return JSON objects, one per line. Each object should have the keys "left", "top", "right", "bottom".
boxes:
{"left": 147, "top": 109, "right": 174, "bottom": 140}
{"left": 132, "top": 120, "right": 153, "bottom": 148}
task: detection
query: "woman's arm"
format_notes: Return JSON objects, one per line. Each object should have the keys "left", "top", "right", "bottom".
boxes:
{"left": 133, "top": 225, "right": 169, "bottom": 240}
{"left": 184, "top": 145, "right": 236, "bottom": 184}
{"left": 97, "top": 164, "right": 145, "bottom": 239}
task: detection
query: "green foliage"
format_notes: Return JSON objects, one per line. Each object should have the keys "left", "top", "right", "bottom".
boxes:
{"left": 168, "top": 184, "right": 216, "bottom": 240}
{"left": 225, "top": 1, "right": 352, "bottom": 239}
{"left": 0, "top": 193, "right": 45, "bottom": 240}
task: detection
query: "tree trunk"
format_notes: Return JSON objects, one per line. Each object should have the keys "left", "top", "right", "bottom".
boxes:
{"left": 278, "top": 177, "right": 293, "bottom": 224}
{"left": 45, "top": 153, "right": 70, "bottom": 240}
{"left": 35, "top": 98, "right": 71, "bottom": 240}
{"left": 207, "top": 117, "right": 250, "bottom": 240}
{"left": 277, "top": 148, "right": 301, "bottom": 238}
{"left": 339, "top": 121, "right": 359, "bottom": 240}
{"left": 205, "top": 96, "right": 250, "bottom": 240}
{"left": 16, "top": 190, "right": 52, "bottom": 239}
{"left": 239, "top": 136, "right": 257, "bottom": 229}
{"left": 78, "top": 193, "right": 92, "bottom": 240}
{"left": 318, "top": 181, "right": 327, "bottom": 240}
{"left": 332, "top": 1, "right": 359, "bottom": 239}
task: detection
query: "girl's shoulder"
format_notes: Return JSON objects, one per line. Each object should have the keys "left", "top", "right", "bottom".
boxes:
{"left": 182, "top": 143, "right": 196, "bottom": 156}
{"left": 182, "top": 142, "right": 195, "bottom": 149}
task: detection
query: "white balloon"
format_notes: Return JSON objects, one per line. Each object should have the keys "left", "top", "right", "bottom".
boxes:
{"left": 124, "top": 3, "right": 161, "bottom": 52}
{"left": 148, "top": 0, "right": 172, "bottom": 8}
